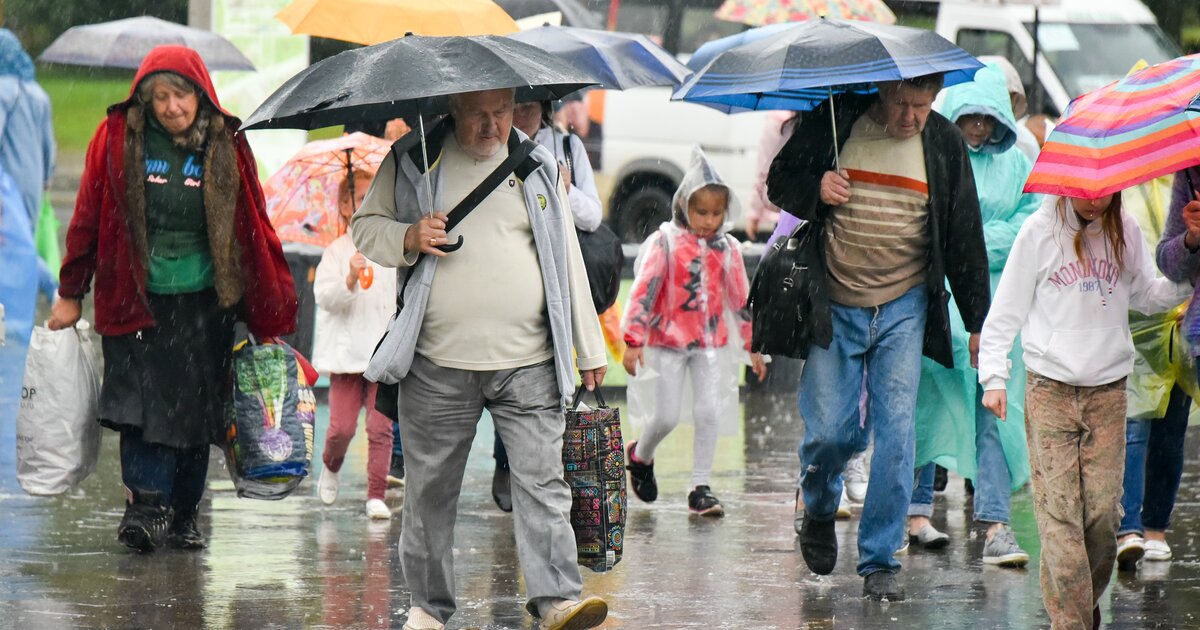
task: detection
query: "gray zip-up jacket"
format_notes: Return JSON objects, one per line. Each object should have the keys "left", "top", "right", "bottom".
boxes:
{"left": 351, "top": 121, "right": 605, "bottom": 405}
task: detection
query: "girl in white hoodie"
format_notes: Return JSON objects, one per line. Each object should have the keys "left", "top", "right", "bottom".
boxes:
{"left": 979, "top": 193, "right": 1190, "bottom": 630}
{"left": 313, "top": 170, "right": 398, "bottom": 520}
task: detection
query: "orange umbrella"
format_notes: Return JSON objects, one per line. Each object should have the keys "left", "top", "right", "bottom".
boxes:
{"left": 276, "top": 0, "right": 520, "bottom": 44}
{"left": 264, "top": 132, "right": 392, "bottom": 248}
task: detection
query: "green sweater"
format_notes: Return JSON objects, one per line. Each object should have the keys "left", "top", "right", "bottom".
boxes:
{"left": 144, "top": 119, "right": 213, "bottom": 294}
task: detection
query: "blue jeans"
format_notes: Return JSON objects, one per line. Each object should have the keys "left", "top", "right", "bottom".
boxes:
{"left": 119, "top": 429, "right": 208, "bottom": 517}
{"left": 799, "top": 286, "right": 927, "bottom": 576}
{"left": 1119, "top": 384, "right": 1191, "bottom": 536}
{"left": 392, "top": 422, "right": 404, "bottom": 457}
{"left": 909, "top": 386, "right": 1012, "bottom": 524}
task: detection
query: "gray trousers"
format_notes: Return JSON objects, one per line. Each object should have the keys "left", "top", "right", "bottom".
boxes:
{"left": 397, "top": 355, "right": 582, "bottom": 623}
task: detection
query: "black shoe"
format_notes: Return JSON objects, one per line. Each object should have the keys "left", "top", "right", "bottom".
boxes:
{"left": 626, "top": 441, "right": 658, "bottom": 503}
{"left": 117, "top": 492, "right": 172, "bottom": 553}
{"left": 793, "top": 490, "right": 804, "bottom": 536}
{"left": 167, "top": 512, "right": 206, "bottom": 550}
{"left": 799, "top": 515, "right": 837, "bottom": 575}
{"left": 387, "top": 453, "right": 406, "bottom": 488}
{"left": 492, "top": 464, "right": 513, "bottom": 512}
{"left": 964, "top": 478, "right": 975, "bottom": 496}
{"left": 933, "top": 465, "right": 948, "bottom": 492}
{"left": 863, "top": 570, "right": 905, "bottom": 601}
{"left": 687, "top": 485, "right": 725, "bottom": 517}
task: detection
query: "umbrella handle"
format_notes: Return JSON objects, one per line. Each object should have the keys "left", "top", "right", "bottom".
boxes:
{"left": 437, "top": 236, "right": 464, "bottom": 253}
{"left": 829, "top": 87, "right": 841, "bottom": 173}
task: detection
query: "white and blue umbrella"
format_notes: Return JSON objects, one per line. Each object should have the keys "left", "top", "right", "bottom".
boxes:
{"left": 508, "top": 25, "right": 691, "bottom": 90}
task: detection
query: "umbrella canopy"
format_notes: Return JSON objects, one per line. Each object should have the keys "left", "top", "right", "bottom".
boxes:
{"left": 508, "top": 25, "right": 691, "bottom": 90}
{"left": 1024, "top": 53, "right": 1200, "bottom": 200}
{"left": 38, "top": 16, "right": 255, "bottom": 71}
{"left": 276, "top": 0, "right": 520, "bottom": 43}
{"left": 687, "top": 22, "right": 794, "bottom": 73}
{"left": 497, "top": 0, "right": 603, "bottom": 29}
{"left": 674, "top": 19, "right": 981, "bottom": 113}
{"left": 715, "top": 0, "right": 896, "bottom": 27}
{"left": 243, "top": 34, "right": 598, "bottom": 131}
{"left": 264, "top": 133, "right": 391, "bottom": 248}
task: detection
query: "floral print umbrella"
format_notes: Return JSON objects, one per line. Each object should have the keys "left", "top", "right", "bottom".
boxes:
{"left": 714, "top": 0, "right": 895, "bottom": 26}
{"left": 263, "top": 132, "right": 392, "bottom": 248}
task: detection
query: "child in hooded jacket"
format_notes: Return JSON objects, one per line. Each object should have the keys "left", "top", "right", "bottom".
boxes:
{"left": 622, "top": 147, "right": 766, "bottom": 516}
{"left": 979, "top": 193, "right": 1190, "bottom": 630}
{"left": 313, "top": 170, "right": 397, "bottom": 520}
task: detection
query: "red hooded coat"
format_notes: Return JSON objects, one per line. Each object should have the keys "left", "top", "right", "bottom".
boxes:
{"left": 59, "top": 46, "right": 297, "bottom": 337}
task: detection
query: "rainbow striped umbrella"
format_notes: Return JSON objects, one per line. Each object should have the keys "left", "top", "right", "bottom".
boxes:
{"left": 1024, "top": 53, "right": 1200, "bottom": 200}
{"left": 714, "top": 0, "right": 895, "bottom": 26}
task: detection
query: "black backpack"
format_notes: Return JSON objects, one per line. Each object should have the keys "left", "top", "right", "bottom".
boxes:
{"left": 747, "top": 220, "right": 833, "bottom": 359}
{"left": 562, "top": 134, "right": 623, "bottom": 313}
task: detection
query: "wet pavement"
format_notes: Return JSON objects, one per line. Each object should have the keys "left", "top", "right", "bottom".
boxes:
{"left": 3, "top": 386, "right": 1200, "bottom": 629}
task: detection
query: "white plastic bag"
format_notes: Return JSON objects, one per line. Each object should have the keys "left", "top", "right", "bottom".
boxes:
{"left": 17, "top": 321, "right": 102, "bottom": 495}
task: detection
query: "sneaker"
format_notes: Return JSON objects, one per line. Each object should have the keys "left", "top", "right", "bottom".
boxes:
{"left": 799, "top": 515, "right": 838, "bottom": 575}
{"left": 366, "top": 498, "right": 391, "bottom": 520}
{"left": 688, "top": 485, "right": 724, "bottom": 517}
{"left": 492, "top": 464, "right": 513, "bottom": 512}
{"left": 402, "top": 606, "right": 444, "bottom": 630}
{"left": 982, "top": 526, "right": 1029, "bottom": 568}
{"left": 835, "top": 487, "right": 853, "bottom": 519}
{"left": 117, "top": 493, "right": 172, "bottom": 553}
{"left": 908, "top": 523, "right": 950, "bottom": 549}
{"left": 1116, "top": 535, "right": 1145, "bottom": 572}
{"left": 895, "top": 536, "right": 910, "bottom": 555}
{"left": 318, "top": 467, "right": 340, "bottom": 505}
{"left": 387, "top": 453, "right": 405, "bottom": 488}
{"left": 167, "top": 512, "right": 206, "bottom": 550}
{"left": 844, "top": 452, "right": 869, "bottom": 503}
{"left": 863, "top": 570, "right": 905, "bottom": 601}
{"left": 1144, "top": 539, "right": 1172, "bottom": 562}
{"left": 626, "top": 441, "right": 658, "bottom": 503}
{"left": 539, "top": 596, "right": 608, "bottom": 630}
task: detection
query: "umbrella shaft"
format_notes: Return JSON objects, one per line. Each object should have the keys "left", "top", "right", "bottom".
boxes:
{"left": 419, "top": 114, "right": 434, "bottom": 218}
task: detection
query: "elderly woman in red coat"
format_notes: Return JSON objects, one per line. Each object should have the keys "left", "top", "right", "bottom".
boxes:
{"left": 49, "top": 46, "right": 297, "bottom": 552}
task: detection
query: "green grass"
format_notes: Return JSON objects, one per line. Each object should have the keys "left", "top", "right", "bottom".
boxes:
{"left": 39, "top": 66, "right": 135, "bottom": 154}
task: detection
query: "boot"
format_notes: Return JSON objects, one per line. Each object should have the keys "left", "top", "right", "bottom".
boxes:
{"left": 168, "top": 511, "right": 206, "bottom": 550}
{"left": 118, "top": 491, "right": 173, "bottom": 553}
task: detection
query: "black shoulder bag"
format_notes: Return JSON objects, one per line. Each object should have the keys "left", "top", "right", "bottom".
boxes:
{"left": 373, "top": 138, "right": 540, "bottom": 421}
{"left": 747, "top": 220, "right": 833, "bottom": 359}
{"left": 563, "top": 134, "right": 624, "bottom": 313}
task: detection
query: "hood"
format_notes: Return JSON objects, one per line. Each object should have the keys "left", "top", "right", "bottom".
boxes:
{"left": 939, "top": 64, "right": 1018, "bottom": 155}
{"left": 0, "top": 29, "right": 34, "bottom": 82}
{"left": 111, "top": 45, "right": 234, "bottom": 120}
{"left": 671, "top": 145, "right": 740, "bottom": 234}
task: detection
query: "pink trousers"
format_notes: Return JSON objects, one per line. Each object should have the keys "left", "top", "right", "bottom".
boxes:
{"left": 324, "top": 373, "right": 394, "bottom": 500}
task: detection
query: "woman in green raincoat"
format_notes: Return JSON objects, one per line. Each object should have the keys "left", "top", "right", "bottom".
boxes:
{"left": 906, "top": 65, "right": 1039, "bottom": 567}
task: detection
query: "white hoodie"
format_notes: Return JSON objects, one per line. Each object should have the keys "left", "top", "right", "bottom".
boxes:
{"left": 312, "top": 231, "right": 398, "bottom": 375}
{"left": 979, "top": 196, "right": 1191, "bottom": 390}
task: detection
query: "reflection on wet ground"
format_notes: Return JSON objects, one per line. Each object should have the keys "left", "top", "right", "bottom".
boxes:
{"left": 3, "top": 385, "right": 1200, "bottom": 628}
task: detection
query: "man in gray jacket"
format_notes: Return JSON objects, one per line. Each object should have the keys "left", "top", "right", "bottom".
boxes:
{"left": 351, "top": 88, "right": 609, "bottom": 630}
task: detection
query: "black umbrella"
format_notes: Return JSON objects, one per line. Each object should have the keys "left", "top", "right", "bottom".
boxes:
{"left": 244, "top": 34, "right": 598, "bottom": 225}
{"left": 496, "top": 0, "right": 604, "bottom": 29}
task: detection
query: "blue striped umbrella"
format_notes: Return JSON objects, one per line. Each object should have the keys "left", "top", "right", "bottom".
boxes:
{"left": 673, "top": 19, "right": 981, "bottom": 113}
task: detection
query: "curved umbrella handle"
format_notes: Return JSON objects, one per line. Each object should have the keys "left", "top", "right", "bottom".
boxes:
{"left": 437, "top": 235, "right": 464, "bottom": 253}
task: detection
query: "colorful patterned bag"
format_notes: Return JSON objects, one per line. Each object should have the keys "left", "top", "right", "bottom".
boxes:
{"left": 562, "top": 387, "right": 626, "bottom": 572}
{"left": 221, "top": 339, "right": 316, "bottom": 500}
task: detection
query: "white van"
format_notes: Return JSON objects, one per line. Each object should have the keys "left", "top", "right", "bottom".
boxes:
{"left": 935, "top": 0, "right": 1180, "bottom": 117}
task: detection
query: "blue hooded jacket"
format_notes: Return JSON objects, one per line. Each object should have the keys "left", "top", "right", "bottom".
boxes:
{"left": 0, "top": 29, "right": 55, "bottom": 228}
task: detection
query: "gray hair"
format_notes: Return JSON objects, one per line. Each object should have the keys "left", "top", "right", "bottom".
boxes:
{"left": 447, "top": 88, "right": 517, "bottom": 116}
{"left": 136, "top": 71, "right": 215, "bottom": 151}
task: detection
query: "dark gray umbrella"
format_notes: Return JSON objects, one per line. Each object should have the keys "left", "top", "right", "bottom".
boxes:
{"left": 38, "top": 16, "right": 255, "bottom": 71}
{"left": 244, "top": 34, "right": 598, "bottom": 222}
{"left": 496, "top": 0, "right": 603, "bottom": 29}
{"left": 242, "top": 34, "right": 598, "bottom": 131}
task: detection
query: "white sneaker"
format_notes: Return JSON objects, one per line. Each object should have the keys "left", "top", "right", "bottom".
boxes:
{"left": 844, "top": 451, "right": 869, "bottom": 503}
{"left": 402, "top": 606, "right": 444, "bottom": 630}
{"left": 366, "top": 498, "right": 391, "bottom": 520}
{"left": 1144, "top": 539, "right": 1172, "bottom": 562}
{"left": 835, "top": 487, "right": 853, "bottom": 519}
{"left": 1116, "top": 535, "right": 1145, "bottom": 571}
{"left": 318, "top": 467, "right": 339, "bottom": 505}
